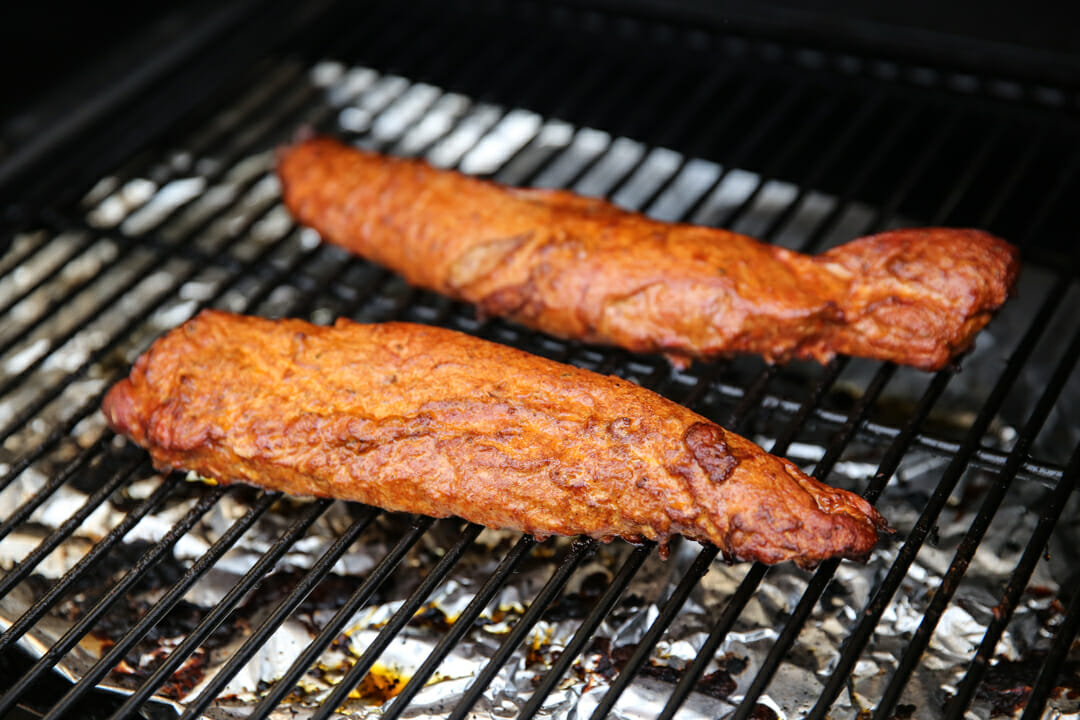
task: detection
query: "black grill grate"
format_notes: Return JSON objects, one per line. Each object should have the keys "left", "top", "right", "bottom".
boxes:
{"left": 0, "top": 2, "right": 1078, "bottom": 719}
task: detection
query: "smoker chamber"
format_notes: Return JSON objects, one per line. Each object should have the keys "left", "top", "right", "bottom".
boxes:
{"left": 0, "top": 1, "right": 1078, "bottom": 718}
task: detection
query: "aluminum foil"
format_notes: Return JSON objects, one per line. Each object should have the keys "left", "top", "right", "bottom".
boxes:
{"left": 0, "top": 60, "right": 1078, "bottom": 720}
{"left": 1, "top": 433, "right": 1077, "bottom": 720}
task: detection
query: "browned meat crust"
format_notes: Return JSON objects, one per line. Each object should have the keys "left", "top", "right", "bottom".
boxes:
{"left": 277, "top": 137, "right": 1019, "bottom": 370}
{"left": 102, "top": 310, "right": 888, "bottom": 567}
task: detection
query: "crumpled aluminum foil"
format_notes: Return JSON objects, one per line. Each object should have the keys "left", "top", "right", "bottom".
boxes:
{"left": 0, "top": 59, "right": 1077, "bottom": 720}
{"left": 1, "top": 433, "right": 1076, "bottom": 720}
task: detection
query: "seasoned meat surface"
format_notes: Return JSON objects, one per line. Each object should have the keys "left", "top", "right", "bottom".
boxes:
{"left": 278, "top": 137, "right": 1019, "bottom": 370}
{"left": 102, "top": 310, "right": 888, "bottom": 567}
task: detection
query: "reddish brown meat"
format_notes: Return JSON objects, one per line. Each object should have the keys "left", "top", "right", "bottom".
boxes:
{"left": 102, "top": 310, "right": 888, "bottom": 567}
{"left": 277, "top": 137, "right": 1019, "bottom": 370}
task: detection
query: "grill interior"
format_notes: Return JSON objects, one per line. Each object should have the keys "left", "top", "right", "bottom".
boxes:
{"left": 1, "top": 2, "right": 1079, "bottom": 719}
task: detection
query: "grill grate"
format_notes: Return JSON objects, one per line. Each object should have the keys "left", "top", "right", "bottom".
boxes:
{"left": 1, "top": 2, "right": 1079, "bottom": 719}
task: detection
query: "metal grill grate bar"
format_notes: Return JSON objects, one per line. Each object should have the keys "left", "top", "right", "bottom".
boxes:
{"left": 872, "top": 316, "right": 1080, "bottom": 719}
{"left": 1020, "top": 575, "right": 1080, "bottom": 720}
{"left": 376, "top": 24, "right": 504, "bottom": 108}
{"left": 536, "top": 73, "right": 767, "bottom": 232}
{"left": 818, "top": 366, "right": 899, "bottom": 475}
{"left": 579, "top": 62, "right": 673, "bottom": 143}
{"left": 587, "top": 544, "right": 720, "bottom": 720}
{"left": 0, "top": 252, "right": 161, "bottom": 413}
{"left": 447, "top": 539, "right": 598, "bottom": 720}
{"left": 932, "top": 121, "right": 1007, "bottom": 224}
{"left": 975, "top": 137, "right": 1042, "bottom": 228}
{"left": 177, "top": 505, "right": 382, "bottom": 719}
{"left": 82, "top": 60, "right": 307, "bottom": 202}
{"left": 0, "top": 473, "right": 181, "bottom": 655}
{"left": 805, "top": 131, "right": 1080, "bottom": 717}
{"left": 0, "top": 101, "right": 338, "bottom": 456}
{"left": 379, "top": 535, "right": 540, "bottom": 720}
{"left": 728, "top": 364, "right": 899, "bottom": 720}
{"left": 41, "top": 491, "right": 283, "bottom": 720}
{"left": 862, "top": 112, "right": 960, "bottom": 230}
{"left": 944, "top": 444, "right": 1080, "bottom": 718}
{"left": 0, "top": 70, "right": 326, "bottom": 382}
{"left": 1021, "top": 151, "right": 1080, "bottom": 248}
{"left": 540, "top": 59, "right": 627, "bottom": 134}
{"left": 439, "top": 34, "right": 551, "bottom": 111}
{"left": 481, "top": 42, "right": 583, "bottom": 121}
{"left": 49, "top": 7, "right": 422, "bottom": 267}
{"left": 0, "top": 143, "right": 348, "bottom": 690}
{"left": 730, "top": 371, "right": 956, "bottom": 717}
{"left": 582, "top": 93, "right": 913, "bottom": 714}
{"left": 519, "top": 542, "right": 655, "bottom": 719}
{"left": 9, "top": 61, "right": 344, "bottom": 408}
{"left": 307, "top": 523, "right": 486, "bottom": 720}
{"left": 558, "top": 83, "right": 753, "bottom": 221}
{"left": 654, "top": 357, "right": 851, "bottom": 720}
{"left": 806, "top": 271, "right": 1073, "bottom": 719}
{"left": 720, "top": 102, "right": 1025, "bottom": 718}
{"left": 0, "top": 232, "right": 50, "bottom": 279}
{"left": 82, "top": 66, "right": 584, "bottom": 717}
{"left": 0, "top": 453, "right": 155, "bottom": 623}
{"left": 771, "top": 359, "right": 849, "bottom": 457}
{"left": 0, "top": 434, "right": 114, "bottom": 536}
{"left": 649, "top": 69, "right": 738, "bottom": 155}
{"left": 247, "top": 518, "right": 436, "bottom": 718}
{"left": 581, "top": 363, "right": 765, "bottom": 719}
{"left": 681, "top": 84, "right": 809, "bottom": 228}
{"left": 673, "top": 75, "right": 761, "bottom": 173}
{"left": 700, "top": 381, "right": 1066, "bottom": 482}
{"left": 0, "top": 232, "right": 101, "bottom": 329}
{"left": 720, "top": 98, "right": 842, "bottom": 231}
{"left": 0, "top": 484, "right": 227, "bottom": 718}
{"left": 657, "top": 565, "right": 765, "bottom": 720}
{"left": 656, "top": 90, "right": 1010, "bottom": 720}
{"left": 749, "top": 91, "right": 887, "bottom": 242}
{"left": 106, "top": 497, "right": 332, "bottom": 720}
{"left": 86, "top": 70, "right": 321, "bottom": 232}
{"left": 781, "top": 105, "right": 918, "bottom": 251}
{"left": 0, "top": 204, "right": 296, "bottom": 454}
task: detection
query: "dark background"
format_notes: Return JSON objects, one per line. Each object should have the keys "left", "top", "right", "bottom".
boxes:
{"left": 0, "top": 1, "right": 221, "bottom": 156}
{"left": 1, "top": 1, "right": 1077, "bottom": 170}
